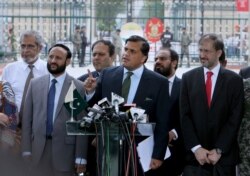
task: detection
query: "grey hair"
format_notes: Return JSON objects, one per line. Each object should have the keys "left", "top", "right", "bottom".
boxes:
{"left": 19, "top": 30, "right": 44, "bottom": 47}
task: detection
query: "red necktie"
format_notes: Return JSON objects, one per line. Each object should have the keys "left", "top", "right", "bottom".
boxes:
{"left": 206, "top": 71, "right": 213, "bottom": 108}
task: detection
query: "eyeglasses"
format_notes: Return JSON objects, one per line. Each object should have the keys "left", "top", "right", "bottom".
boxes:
{"left": 199, "top": 48, "right": 216, "bottom": 55}
{"left": 155, "top": 56, "right": 171, "bottom": 62}
{"left": 21, "top": 44, "right": 37, "bottom": 50}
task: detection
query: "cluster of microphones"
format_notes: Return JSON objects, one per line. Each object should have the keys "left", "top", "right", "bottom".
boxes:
{"left": 79, "top": 92, "right": 147, "bottom": 128}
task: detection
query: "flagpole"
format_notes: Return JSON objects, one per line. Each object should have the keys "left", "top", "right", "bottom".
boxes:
{"left": 248, "top": 0, "right": 250, "bottom": 66}
{"left": 70, "top": 80, "right": 75, "bottom": 122}
{"left": 70, "top": 101, "right": 75, "bottom": 122}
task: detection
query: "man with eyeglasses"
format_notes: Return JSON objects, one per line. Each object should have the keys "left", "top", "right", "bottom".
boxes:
{"left": 153, "top": 48, "right": 185, "bottom": 176}
{"left": 1, "top": 30, "right": 48, "bottom": 175}
{"left": 180, "top": 33, "right": 244, "bottom": 176}
{"left": 2, "top": 30, "right": 48, "bottom": 128}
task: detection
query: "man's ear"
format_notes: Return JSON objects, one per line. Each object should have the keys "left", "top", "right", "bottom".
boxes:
{"left": 142, "top": 56, "right": 147, "bottom": 63}
{"left": 216, "top": 50, "right": 222, "bottom": 59}
{"left": 38, "top": 45, "right": 43, "bottom": 52}
{"left": 111, "top": 55, "right": 116, "bottom": 63}
{"left": 172, "top": 60, "right": 177, "bottom": 69}
{"left": 66, "top": 58, "right": 71, "bottom": 66}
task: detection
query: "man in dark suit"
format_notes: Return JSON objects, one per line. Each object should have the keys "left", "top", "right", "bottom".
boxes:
{"left": 84, "top": 35, "right": 170, "bottom": 176}
{"left": 153, "top": 48, "right": 185, "bottom": 176}
{"left": 78, "top": 39, "right": 115, "bottom": 176}
{"left": 180, "top": 33, "right": 244, "bottom": 176}
{"left": 78, "top": 39, "right": 115, "bottom": 81}
{"left": 22, "top": 44, "right": 88, "bottom": 176}
{"left": 239, "top": 66, "right": 250, "bottom": 79}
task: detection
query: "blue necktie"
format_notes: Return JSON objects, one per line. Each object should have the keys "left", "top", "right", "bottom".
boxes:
{"left": 46, "top": 79, "right": 57, "bottom": 136}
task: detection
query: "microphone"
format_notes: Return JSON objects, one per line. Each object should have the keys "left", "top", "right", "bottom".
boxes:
{"left": 111, "top": 92, "right": 124, "bottom": 114}
{"left": 87, "top": 104, "right": 102, "bottom": 120}
{"left": 98, "top": 97, "right": 111, "bottom": 109}
{"left": 129, "top": 107, "right": 146, "bottom": 123}
{"left": 80, "top": 116, "right": 93, "bottom": 128}
{"left": 113, "top": 99, "right": 119, "bottom": 114}
{"left": 87, "top": 107, "right": 104, "bottom": 115}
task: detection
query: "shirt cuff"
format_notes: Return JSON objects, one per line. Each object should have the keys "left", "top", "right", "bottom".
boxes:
{"left": 75, "top": 158, "right": 87, "bottom": 165}
{"left": 191, "top": 145, "right": 202, "bottom": 153}
{"left": 171, "top": 129, "right": 178, "bottom": 140}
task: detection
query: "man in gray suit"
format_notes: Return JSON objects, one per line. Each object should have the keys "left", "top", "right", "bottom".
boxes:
{"left": 22, "top": 44, "right": 88, "bottom": 176}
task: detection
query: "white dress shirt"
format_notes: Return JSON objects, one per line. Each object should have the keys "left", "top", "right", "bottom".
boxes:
{"left": 2, "top": 58, "right": 48, "bottom": 112}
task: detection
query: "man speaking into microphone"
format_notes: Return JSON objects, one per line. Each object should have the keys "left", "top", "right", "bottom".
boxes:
{"left": 84, "top": 35, "right": 171, "bottom": 176}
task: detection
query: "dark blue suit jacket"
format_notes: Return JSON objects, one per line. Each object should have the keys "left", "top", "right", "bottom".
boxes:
{"left": 169, "top": 77, "right": 181, "bottom": 131}
{"left": 89, "top": 65, "right": 171, "bottom": 160}
{"left": 168, "top": 77, "right": 185, "bottom": 174}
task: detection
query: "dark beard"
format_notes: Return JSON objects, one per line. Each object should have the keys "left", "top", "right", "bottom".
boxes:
{"left": 154, "top": 65, "right": 171, "bottom": 77}
{"left": 47, "top": 62, "right": 66, "bottom": 75}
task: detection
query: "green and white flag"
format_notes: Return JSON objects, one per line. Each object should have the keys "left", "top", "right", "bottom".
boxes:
{"left": 64, "top": 81, "right": 88, "bottom": 117}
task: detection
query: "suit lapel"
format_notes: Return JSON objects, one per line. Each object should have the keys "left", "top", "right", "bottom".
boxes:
{"left": 42, "top": 75, "right": 50, "bottom": 123}
{"left": 54, "top": 74, "right": 72, "bottom": 119}
{"left": 111, "top": 67, "right": 124, "bottom": 96}
{"left": 171, "top": 77, "right": 180, "bottom": 100}
{"left": 196, "top": 67, "right": 208, "bottom": 108}
{"left": 133, "top": 67, "right": 151, "bottom": 104}
{"left": 43, "top": 75, "right": 50, "bottom": 102}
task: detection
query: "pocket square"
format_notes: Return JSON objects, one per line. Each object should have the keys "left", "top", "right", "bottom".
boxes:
{"left": 145, "top": 97, "right": 153, "bottom": 101}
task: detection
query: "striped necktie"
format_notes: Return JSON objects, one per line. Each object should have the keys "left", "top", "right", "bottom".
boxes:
{"left": 18, "top": 64, "right": 34, "bottom": 128}
{"left": 122, "top": 71, "right": 133, "bottom": 102}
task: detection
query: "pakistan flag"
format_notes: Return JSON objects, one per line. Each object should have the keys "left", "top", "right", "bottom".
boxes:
{"left": 64, "top": 81, "right": 88, "bottom": 117}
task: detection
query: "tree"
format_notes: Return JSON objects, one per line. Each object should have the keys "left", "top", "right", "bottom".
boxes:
{"left": 95, "top": 0, "right": 126, "bottom": 36}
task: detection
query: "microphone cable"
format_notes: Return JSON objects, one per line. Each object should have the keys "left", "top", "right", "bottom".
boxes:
{"left": 117, "top": 117, "right": 137, "bottom": 176}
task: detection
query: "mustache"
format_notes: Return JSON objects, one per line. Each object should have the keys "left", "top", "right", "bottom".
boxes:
{"left": 154, "top": 63, "right": 163, "bottom": 68}
{"left": 49, "top": 63, "right": 58, "bottom": 67}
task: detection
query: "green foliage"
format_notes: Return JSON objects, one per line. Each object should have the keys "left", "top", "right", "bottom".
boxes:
{"left": 95, "top": 0, "right": 126, "bottom": 32}
{"left": 0, "top": 51, "right": 4, "bottom": 58}
{"left": 138, "top": 0, "right": 164, "bottom": 19}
